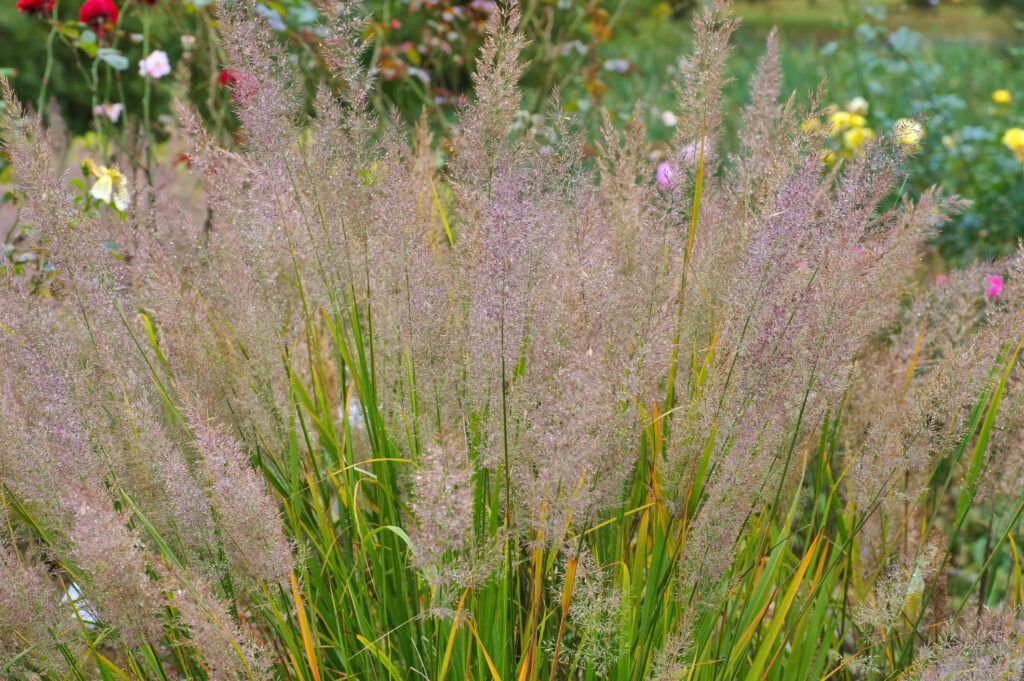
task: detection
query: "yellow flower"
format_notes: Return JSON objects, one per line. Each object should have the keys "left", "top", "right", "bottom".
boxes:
{"left": 894, "top": 119, "right": 925, "bottom": 150}
{"left": 845, "top": 96, "right": 869, "bottom": 116}
{"left": 1003, "top": 128, "right": 1024, "bottom": 162}
{"left": 821, "top": 149, "right": 838, "bottom": 165}
{"left": 83, "top": 158, "right": 129, "bottom": 211}
{"left": 801, "top": 117, "right": 823, "bottom": 133}
{"left": 843, "top": 126, "right": 875, "bottom": 152}
{"left": 992, "top": 89, "right": 1012, "bottom": 104}
{"left": 828, "top": 110, "right": 866, "bottom": 135}
{"left": 1002, "top": 127, "right": 1024, "bottom": 148}
{"left": 941, "top": 135, "right": 956, "bottom": 149}
{"left": 828, "top": 111, "right": 850, "bottom": 130}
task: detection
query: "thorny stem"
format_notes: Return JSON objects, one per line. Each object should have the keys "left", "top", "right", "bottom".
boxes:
{"left": 88, "top": 56, "right": 103, "bottom": 151}
{"left": 37, "top": 3, "right": 60, "bottom": 122}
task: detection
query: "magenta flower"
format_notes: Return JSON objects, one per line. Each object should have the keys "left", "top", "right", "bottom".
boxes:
{"left": 986, "top": 275, "right": 1004, "bottom": 299}
{"left": 935, "top": 274, "right": 948, "bottom": 285}
{"left": 656, "top": 161, "right": 673, "bottom": 188}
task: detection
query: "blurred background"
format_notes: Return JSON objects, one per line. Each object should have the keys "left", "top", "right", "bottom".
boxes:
{"left": 2, "top": 0, "right": 1024, "bottom": 263}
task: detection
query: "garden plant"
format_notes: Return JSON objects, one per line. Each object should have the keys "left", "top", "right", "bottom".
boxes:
{"left": 2, "top": 1, "right": 1024, "bottom": 680}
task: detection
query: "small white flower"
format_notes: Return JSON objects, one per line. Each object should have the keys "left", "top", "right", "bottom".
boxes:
{"left": 138, "top": 50, "right": 171, "bottom": 79}
{"left": 845, "top": 96, "right": 869, "bottom": 116}
{"left": 560, "top": 40, "right": 588, "bottom": 57}
{"left": 407, "top": 67, "right": 431, "bottom": 84}
{"left": 602, "top": 59, "right": 631, "bottom": 74}
{"left": 660, "top": 110, "right": 678, "bottom": 127}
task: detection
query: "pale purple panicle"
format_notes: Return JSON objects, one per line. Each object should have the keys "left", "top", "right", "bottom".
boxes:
{"left": 0, "top": 530, "right": 70, "bottom": 675}
{"left": 185, "top": 401, "right": 294, "bottom": 586}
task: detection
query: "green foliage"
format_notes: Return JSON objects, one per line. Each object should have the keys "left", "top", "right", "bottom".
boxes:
{"left": 6, "top": 0, "right": 1024, "bottom": 263}
{"left": 3, "top": 4, "right": 1024, "bottom": 681}
{"left": 771, "top": 6, "right": 1024, "bottom": 262}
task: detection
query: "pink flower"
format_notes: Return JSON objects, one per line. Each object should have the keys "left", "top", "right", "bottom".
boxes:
{"left": 935, "top": 274, "right": 948, "bottom": 285}
{"left": 986, "top": 275, "right": 1004, "bottom": 299}
{"left": 138, "top": 50, "right": 171, "bottom": 79}
{"left": 853, "top": 245, "right": 863, "bottom": 254}
{"left": 656, "top": 162, "right": 673, "bottom": 188}
{"left": 93, "top": 102, "right": 124, "bottom": 123}
{"left": 680, "top": 140, "right": 703, "bottom": 165}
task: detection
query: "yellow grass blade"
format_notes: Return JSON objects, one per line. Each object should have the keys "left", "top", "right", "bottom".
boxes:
{"left": 548, "top": 553, "right": 579, "bottom": 681}
{"left": 355, "top": 634, "right": 404, "bottom": 681}
{"left": 1009, "top": 534, "right": 1023, "bottom": 609}
{"left": 438, "top": 587, "right": 470, "bottom": 681}
{"left": 899, "top": 319, "right": 928, "bottom": 405}
{"left": 290, "top": 572, "right": 322, "bottom": 681}
{"left": 467, "top": 619, "right": 504, "bottom": 681}
{"left": 431, "top": 180, "right": 455, "bottom": 247}
{"left": 744, "top": 530, "right": 824, "bottom": 681}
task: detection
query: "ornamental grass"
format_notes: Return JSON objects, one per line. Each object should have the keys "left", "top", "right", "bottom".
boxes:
{"left": 2, "top": 2, "right": 1024, "bottom": 680}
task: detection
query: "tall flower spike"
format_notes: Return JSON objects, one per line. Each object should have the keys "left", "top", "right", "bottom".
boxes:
{"left": 65, "top": 485, "right": 166, "bottom": 647}
{"left": 170, "top": 569, "right": 271, "bottom": 680}
{"left": 185, "top": 401, "right": 294, "bottom": 586}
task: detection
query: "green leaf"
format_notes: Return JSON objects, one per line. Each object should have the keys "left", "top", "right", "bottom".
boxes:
{"left": 76, "top": 30, "right": 98, "bottom": 57}
{"left": 97, "top": 48, "right": 130, "bottom": 71}
{"left": 955, "top": 335, "right": 1024, "bottom": 528}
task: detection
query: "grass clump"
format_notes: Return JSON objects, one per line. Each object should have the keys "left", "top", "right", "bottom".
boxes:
{"left": 2, "top": 2, "right": 1024, "bottom": 680}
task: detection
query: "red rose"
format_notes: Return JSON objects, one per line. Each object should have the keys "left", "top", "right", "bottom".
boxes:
{"left": 16, "top": 0, "right": 56, "bottom": 13}
{"left": 79, "top": 0, "right": 119, "bottom": 33}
